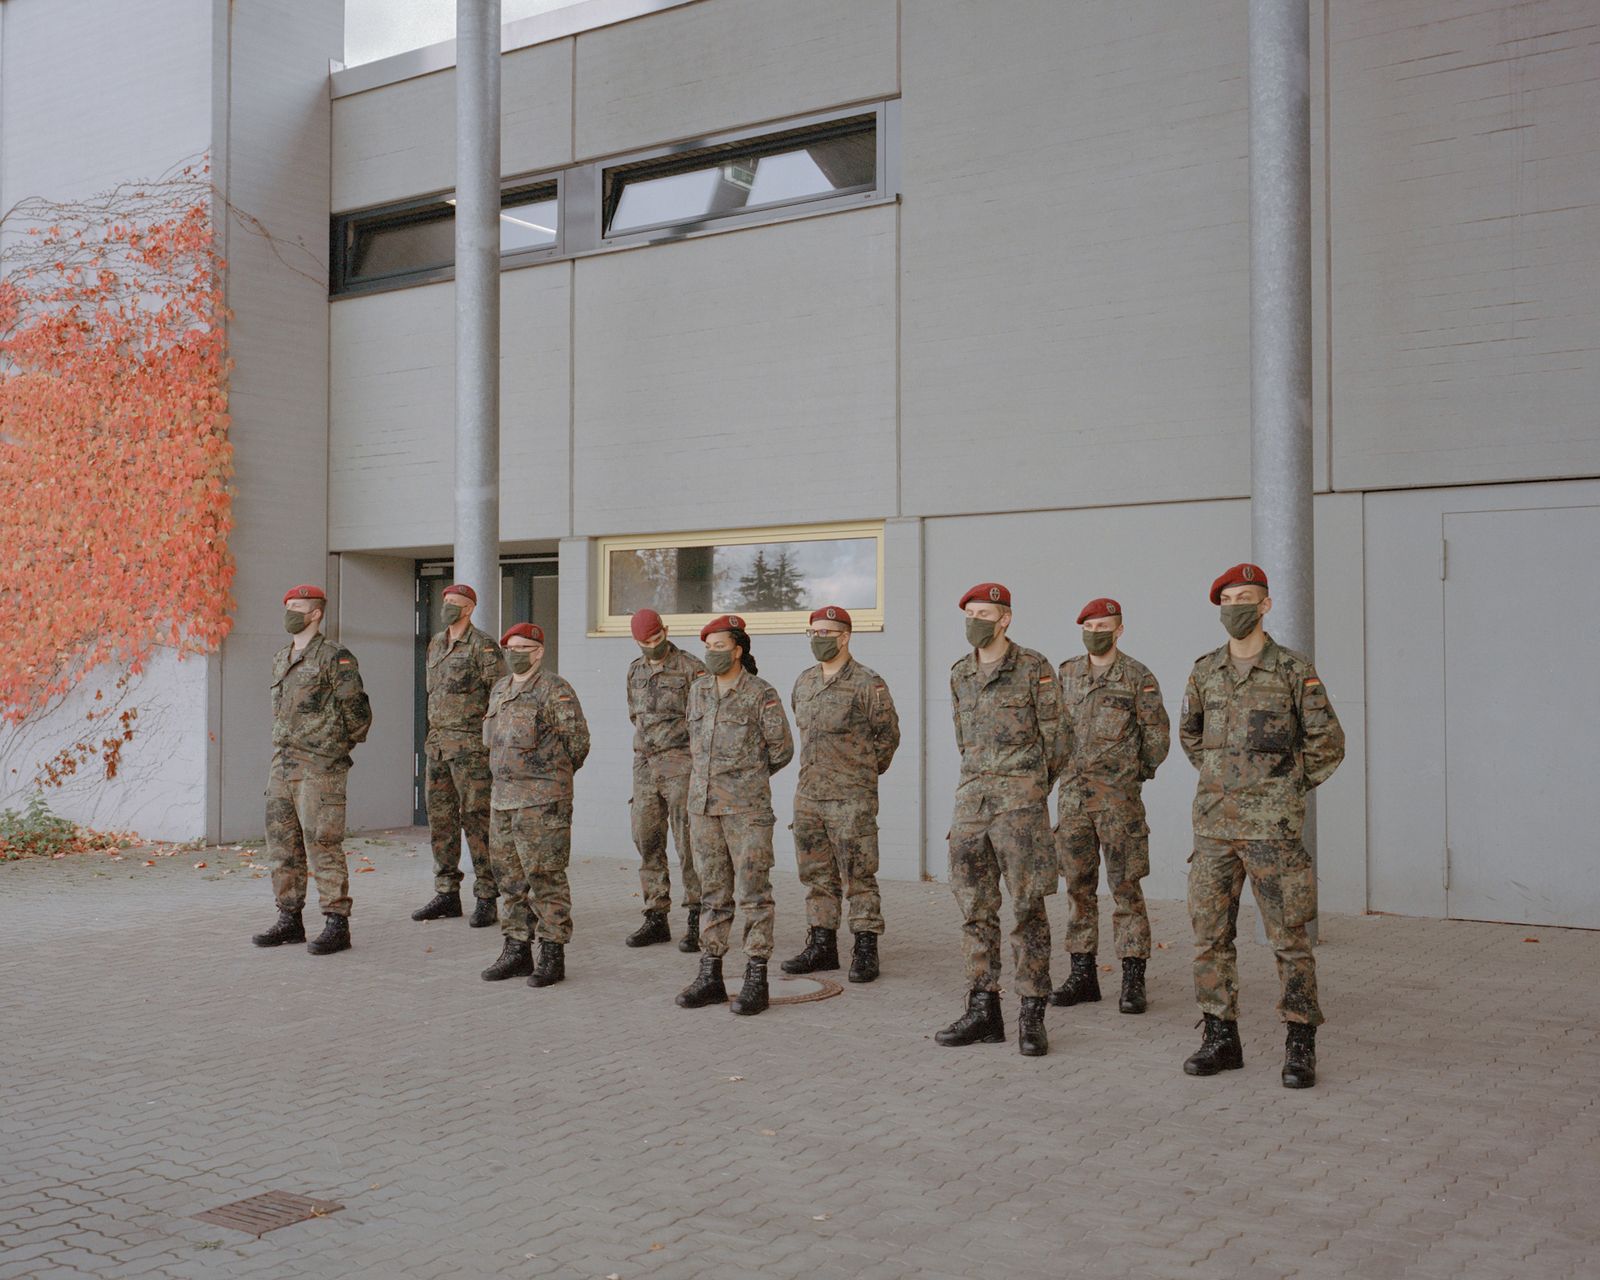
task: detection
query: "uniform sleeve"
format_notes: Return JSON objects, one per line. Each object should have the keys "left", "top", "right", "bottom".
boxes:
{"left": 479, "top": 637, "right": 508, "bottom": 687}
{"left": 1179, "top": 671, "right": 1204, "bottom": 768}
{"left": 950, "top": 669, "right": 965, "bottom": 755}
{"left": 869, "top": 679, "right": 901, "bottom": 775}
{"left": 760, "top": 688, "right": 794, "bottom": 774}
{"left": 547, "top": 682, "right": 590, "bottom": 771}
{"left": 1294, "top": 664, "right": 1345, "bottom": 789}
{"left": 1136, "top": 671, "right": 1171, "bottom": 779}
{"left": 1033, "top": 661, "right": 1071, "bottom": 787}
{"left": 334, "top": 649, "right": 372, "bottom": 745}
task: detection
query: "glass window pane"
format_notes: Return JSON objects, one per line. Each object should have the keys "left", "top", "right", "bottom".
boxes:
{"left": 347, "top": 210, "right": 454, "bottom": 282}
{"left": 500, "top": 188, "right": 558, "bottom": 253}
{"left": 608, "top": 538, "right": 877, "bottom": 618}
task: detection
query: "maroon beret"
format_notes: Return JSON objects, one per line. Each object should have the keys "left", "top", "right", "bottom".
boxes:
{"left": 630, "top": 608, "right": 665, "bottom": 643}
{"left": 442, "top": 583, "right": 477, "bottom": 604}
{"left": 958, "top": 582, "right": 1011, "bottom": 610}
{"left": 1210, "top": 563, "right": 1268, "bottom": 604}
{"left": 809, "top": 605, "right": 852, "bottom": 629}
{"left": 283, "top": 584, "right": 325, "bottom": 605}
{"left": 699, "top": 614, "right": 746, "bottom": 641}
{"left": 1077, "top": 598, "right": 1122, "bottom": 625}
{"left": 501, "top": 623, "right": 544, "bottom": 645}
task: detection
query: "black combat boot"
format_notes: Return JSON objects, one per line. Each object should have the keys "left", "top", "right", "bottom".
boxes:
{"left": 1119, "top": 957, "right": 1148, "bottom": 1014}
{"left": 677, "top": 907, "right": 701, "bottom": 953}
{"left": 468, "top": 897, "right": 498, "bottom": 928}
{"left": 527, "top": 941, "right": 566, "bottom": 988}
{"left": 675, "top": 954, "right": 726, "bottom": 1007}
{"left": 934, "top": 990, "right": 1006, "bottom": 1047}
{"left": 252, "top": 908, "right": 305, "bottom": 947}
{"left": 1282, "top": 1022, "right": 1317, "bottom": 1089}
{"left": 411, "top": 891, "right": 462, "bottom": 922}
{"left": 1048, "top": 952, "right": 1102, "bottom": 1007}
{"left": 848, "top": 932, "right": 880, "bottom": 984}
{"left": 729, "top": 958, "right": 770, "bottom": 1016}
{"left": 1018, "top": 996, "right": 1049, "bottom": 1057}
{"left": 306, "top": 914, "right": 351, "bottom": 956}
{"left": 625, "top": 910, "right": 671, "bottom": 948}
{"left": 480, "top": 938, "right": 533, "bottom": 981}
{"left": 780, "top": 926, "right": 840, "bottom": 974}
{"left": 1183, "top": 1013, "right": 1245, "bottom": 1076}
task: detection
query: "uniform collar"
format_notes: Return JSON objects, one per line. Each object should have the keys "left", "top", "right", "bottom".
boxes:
{"left": 1210, "top": 633, "right": 1281, "bottom": 670}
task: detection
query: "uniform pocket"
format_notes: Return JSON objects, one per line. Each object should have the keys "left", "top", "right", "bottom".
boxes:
{"left": 1247, "top": 709, "right": 1295, "bottom": 753}
{"left": 1093, "top": 695, "right": 1134, "bottom": 742}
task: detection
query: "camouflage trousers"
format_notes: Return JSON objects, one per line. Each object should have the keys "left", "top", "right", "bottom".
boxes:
{"left": 1187, "top": 835, "right": 1322, "bottom": 1026}
{"left": 791, "top": 795, "right": 884, "bottom": 935}
{"left": 426, "top": 750, "right": 496, "bottom": 899}
{"left": 489, "top": 802, "right": 573, "bottom": 944}
{"left": 630, "top": 766, "right": 700, "bottom": 914}
{"left": 690, "top": 810, "right": 776, "bottom": 960}
{"left": 947, "top": 804, "right": 1055, "bottom": 999}
{"left": 1056, "top": 804, "right": 1151, "bottom": 959}
{"left": 266, "top": 766, "right": 351, "bottom": 917}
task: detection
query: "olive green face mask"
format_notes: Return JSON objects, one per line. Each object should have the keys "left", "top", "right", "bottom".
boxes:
{"left": 1220, "top": 602, "right": 1261, "bottom": 639}
{"left": 642, "top": 639, "right": 670, "bottom": 661}
{"left": 704, "top": 648, "right": 735, "bottom": 676}
{"left": 965, "top": 617, "right": 999, "bottom": 649}
{"left": 1082, "top": 628, "right": 1115, "bottom": 656}
{"left": 284, "top": 609, "right": 310, "bottom": 635}
{"left": 442, "top": 603, "right": 464, "bottom": 626}
{"left": 810, "top": 635, "right": 841, "bottom": 663}
{"left": 506, "top": 649, "right": 535, "bottom": 674}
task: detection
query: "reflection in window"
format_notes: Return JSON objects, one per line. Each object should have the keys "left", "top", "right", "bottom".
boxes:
{"left": 607, "top": 535, "right": 879, "bottom": 619}
{"left": 497, "top": 185, "right": 558, "bottom": 253}
{"left": 604, "top": 115, "right": 876, "bottom": 236}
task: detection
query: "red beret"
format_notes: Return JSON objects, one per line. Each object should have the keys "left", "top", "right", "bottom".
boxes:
{"left": 501, "top": 623, "right": 544, "bottom": 645}
{"left": 958, "top": 582, "right": 1011, "bottom": 610}
{"left": 1077, "top": 598, "right": 1122, "bottom": 625}
{"left": 630, "top": 608, "right": 664, "bottom": 643}
{"left": 699, "top": 614, "right": 746, "bottom": 641}
{"left": 1210, "top": 563, "right": 1269, "bottom": 604}
{"left": 442, "top": 583, "right": 477, "bottom": 604}
{"left": 809, "top": 605, "right": 852, "bottom": 629}
{"left": 283, "top": 584, "right": 325, "bottom": 605}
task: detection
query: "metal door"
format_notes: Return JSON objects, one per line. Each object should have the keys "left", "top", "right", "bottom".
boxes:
{"left": 1443, "top": 505, "right": 1600, "bottom": 928}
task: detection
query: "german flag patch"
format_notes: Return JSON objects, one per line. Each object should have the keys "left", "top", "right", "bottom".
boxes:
{"left": 1304, "top": 677, "right": 1322, "bottom": 688}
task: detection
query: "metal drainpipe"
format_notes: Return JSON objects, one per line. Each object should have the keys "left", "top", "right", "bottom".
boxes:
{"left": 455, "top": 0, "right": 502, "bottom": 636}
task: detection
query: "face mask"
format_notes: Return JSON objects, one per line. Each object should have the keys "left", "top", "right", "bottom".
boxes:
{"left": 705, "top": 648, "right": 735, "bottom": 676}
{"left": 1082, "top": 628, "right": 1115, "bottom": 656}
{"left": 965, "top": 616, "right": 999, "bottom": 649}
{"left": 506, "top": 650, "right": 535, "bottom": 674}
{"left": 643, "top": 639, "right": 669, "bottom": 661}
{"left": 810, "top": 635, "right": 841, "bottom": 663}
{"left": 442, "top": 603, "right": 464, "bottom": 626}
{"left": 284, "top": 609, "right": 309, "bottom": 635}
{"left": 1221, "top": 603, "right": 1261, "bottom": 640}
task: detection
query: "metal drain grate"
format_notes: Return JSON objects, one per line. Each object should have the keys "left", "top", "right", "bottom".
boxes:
{"left": 192, "top": 1190, "right": 343, "bottom": 1236}
{"left": 769, "top": 975, "right": 844, "bottom": 1006}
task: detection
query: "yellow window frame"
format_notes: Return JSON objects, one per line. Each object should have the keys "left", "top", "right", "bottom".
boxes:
{"left": 592, "top": 521, "right": 885, "bottom": 637}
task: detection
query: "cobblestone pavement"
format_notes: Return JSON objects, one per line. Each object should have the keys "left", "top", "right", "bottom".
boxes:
{"left": 2, "top": 829, "right": 1597, "bottom": 1280}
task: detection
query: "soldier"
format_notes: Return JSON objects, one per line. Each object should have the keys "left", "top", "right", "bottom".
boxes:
{"left": 781, "top": 605, "right": 900, "bottom": 984}
{"left": 936, "top": 583, "right": 1069, "bottom": 1057}
{"left": 623, "top": 607, "right": 707, "bottom": 950}
{"left": 478, "top": 623, "right": 591, "bottom": 988}
{"left": 674, "top": 615, "right": 794, "bottom": 1017}
{"left": 1050, "top": 598, "right": 1170, "bottom": 1015}
{"left": 413, "top": 583, "right": 506, "bottom": 928}
{"left": 1178, "top": 563, "right": 1345, "bottom": 1088}
{"left": 252, "top": 584, "right": 372, "bottom": 956}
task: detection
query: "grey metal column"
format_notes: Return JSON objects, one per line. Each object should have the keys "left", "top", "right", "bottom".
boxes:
{"left": 455, "top": 0, "right": 502, "bottom": 635}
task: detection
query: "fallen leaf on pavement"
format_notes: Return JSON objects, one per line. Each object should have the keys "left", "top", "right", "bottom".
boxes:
{"left": 812, "top": 1213, "right": 830, "bottom": 1221}
{"left": 193, "top": 861, "right": 207, "bottom": 869}
{"left": 727, "top": 1075, "right": 744, "bottom": 1082}
{"left": 1524, "top": 937, "right": 1540, "bottom": 943}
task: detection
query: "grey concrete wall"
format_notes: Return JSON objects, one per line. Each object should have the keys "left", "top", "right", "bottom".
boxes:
{"left": 337, "top": 553, "right": 417, "bottom": 833}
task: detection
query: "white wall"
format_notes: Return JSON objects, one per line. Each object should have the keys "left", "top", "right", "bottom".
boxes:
{"left": 337, "top": 554, "right": 417, "bottom": 832}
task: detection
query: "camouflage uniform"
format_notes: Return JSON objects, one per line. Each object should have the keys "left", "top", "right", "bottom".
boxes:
{"left": 424, "top": 623, "right": 506, "bottom": 900}
{"left": 266, "top": 633, "right": 373, "bottom": 918}
{"left": 1179, "top": 636, "right": 1345, "bottom": 1026}
{"left": 1055, "top": 651, "right": 1170, "bottom": 958}
{"left": 948, "top": 641, "right": 1070, "bottom": 998}
{"left": 484, "top": 670, "right": 591, "bottom": 945}
{"left": 626, "top": 643, "right": 708, "bottom": 915}
{"left": 790, "top": 658, "right": 900, "bottom": 935}
{"left": 686, "top": 671, "right": 794, "bottom": 960}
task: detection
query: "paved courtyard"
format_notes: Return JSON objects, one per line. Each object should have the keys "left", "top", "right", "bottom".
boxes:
{"left": 2, "top": 828, "right": 1597, "bottom": 1280}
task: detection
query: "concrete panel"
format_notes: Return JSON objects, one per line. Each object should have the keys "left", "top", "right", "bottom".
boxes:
{"left": 329, "top": 263, "right": 573, "bottom": 552}
{"left": 572, "top": 207, "right": 897, "bottom": 536}
{"left": 1329, "top": 1, "right": 1600, "bottom": 490}
{"left": 900, "top": 0, "right": 1253, "bottom": 517}
{"left": 573, "top": 0, "right": 897, "bottom": 159}
{"left": 332, "top": 38, "right": 574, "bottom": 211}
{"left": 921, "top": 495, "right": 1367, "bottom": 918}
{"left": 338, "top": 554, "right": 417, "bottom": 833}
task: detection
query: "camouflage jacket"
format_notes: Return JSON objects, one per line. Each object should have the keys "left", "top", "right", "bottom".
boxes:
{"left": 950, "top": 640, "right": 1070, "bottom": 819}
{"left": 424, "top": 623, "right": 506, "bottom": 758}
{"left": 791, "top": 658, "right": 900, "bottom": 801}
{"left": 270, "top": 632, "right": 372, "bottom": 774}
{"left": 1056, "top": 651, "right": 1170, "bottom": 814}
{"left": 484, "top": 670, "right": 591, "bottom": 810}
{"left": 625, "top": 643, "right": 707, "bottom": 780}
{"left": 1178, "top": 635, "right": 1345, "bottom": 840}
{"left": 686, "top": 671, "right": 794, "bottom": 816}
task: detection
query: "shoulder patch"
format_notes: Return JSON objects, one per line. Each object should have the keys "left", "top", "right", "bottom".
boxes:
{"left": 1304, "top": 677, "right": 1322, "bottom": 687}
{"left": 1142, "top": 684, "right": 1157, "bottom": 692}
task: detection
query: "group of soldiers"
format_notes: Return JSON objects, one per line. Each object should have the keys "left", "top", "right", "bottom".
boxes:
{"left": 251, "top": 559, "right": 1344, "bottom": 1087}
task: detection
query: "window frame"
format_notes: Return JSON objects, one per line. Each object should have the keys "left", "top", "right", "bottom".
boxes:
{"left": 592, "top": 521, "right": 886, "bottom": 638}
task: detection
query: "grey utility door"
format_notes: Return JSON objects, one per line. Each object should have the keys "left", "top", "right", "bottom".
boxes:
{"left": 1442, "top": 504, "right": 1600, "bottom": 929}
